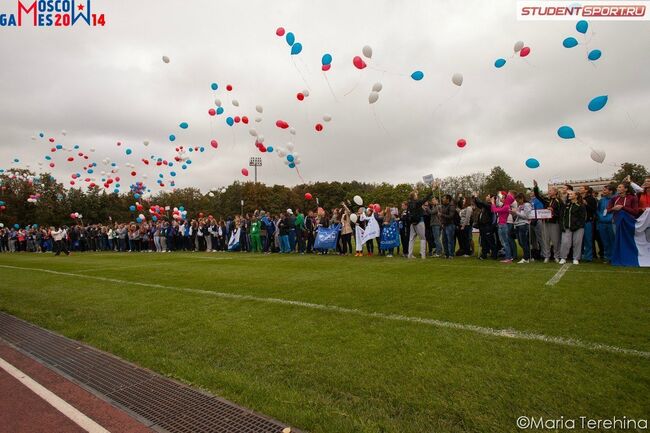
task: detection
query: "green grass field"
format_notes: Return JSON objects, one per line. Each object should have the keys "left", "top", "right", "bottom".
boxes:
{"left": 0, "top": 252, "right": 649, "bottom": 433}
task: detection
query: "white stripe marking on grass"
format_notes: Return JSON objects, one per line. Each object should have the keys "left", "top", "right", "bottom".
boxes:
{"left": 0, "top": 356, "right": 111, "bottom": 433}
{"left": 545, "top": 263, "right": 571, "bottom": 286}
{"left": 1, "top": 264, "right": 648, "bottom": 359}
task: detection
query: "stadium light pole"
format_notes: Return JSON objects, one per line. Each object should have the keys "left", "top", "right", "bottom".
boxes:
{"left": 249, "top": 157, "right": 262, "bottom": 183}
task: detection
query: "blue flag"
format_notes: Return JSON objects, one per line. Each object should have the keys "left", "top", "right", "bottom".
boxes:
{"left": 380, "top": 221, "right": 400, "bottom": 250}
{"left": 314, "top": 224, "right": 340, "bottom": 250}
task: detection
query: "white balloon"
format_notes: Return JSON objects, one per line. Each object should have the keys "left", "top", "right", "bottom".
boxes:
{"left": 257, "top": 135, "right": 265, "bottom": 143}
{"left": 214, "top": 98, "right": 222, "bottom": 107}
{"left": 452, "top": 73, "right": 463, "bottom": 86}
{"left": 31, "top": 136, "right": 36, "bottom": 140}
{"left": 208, "top": 191, "right": 214, "bottom": 197}
{"left": 90, "top": 147, "right": 95, "bottom": 152}
{"left": 162, "top": 56, "right": 170, "bottom": 64}
{"left": 287, "top": 143, "right": 295, "bottom": 152}
{"left": 61, "top": 130, "right": 67, "bottom": 136}
{"left": 255, "top": 117, "right": 263, "bottom": 123}
{"left": 350, "top": 213, "right": 358, "bottom": 223}
{"left": 590, "top": 149, "right": 606, "bottom": 164}
{"left": 289, "top": 128, "right": 296, "bottom": 135}
{"left": 255, "top": 105, "right": 263, "bottom": 113}
{"left": 143, "top": 140, "right": 150, "bottom": 146}
{"left": 323, "top": 114, "right": 332, "bottom": 122}
{"left": 514, "top": 41, "right": 524, "bottom": 52}
{"left": 142, "top": 174, "right": 148, "bottom": 179}
{"left": 353, "top": 195, "right": 363, "bottom": 206}
{"left": 249, "top": 129, "right": 258, "bottom": 137}
{"left": 362, "top": 45, "right": 373, "bottom": 59}
{"left": 372, "top": 82, "right": 383, "bottom": 92}
{"left": 302, "top": 89, "right": 310, "bottom": 97}
{"left": 232, "top": 99, "right": 239, "bottom": 107}
{"left": 368, "top": 91, "right": 379, "bottom": 104}
{"left": 220, "top": 188, "right": 227, "bottom": 193}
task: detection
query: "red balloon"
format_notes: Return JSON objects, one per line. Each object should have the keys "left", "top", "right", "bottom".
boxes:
{"left": 241, "top": 168, "right": 249, "bottom": 176}
{"left": 208, "top": 108, "right": 216, "bottom": 116}
{"left": 50, "top": 147, "right": 56, "bottom": 152}
{"left": 315, "top": 123, "right": 323, "bottom": 132}
{"left": 374, "top": 204, "right": 382, "bottom": 213}
{"left": 520, "top": 47, "right": 531, "bottom": 57}
{"left": 136, "top": 204, "right": 143, "bottom": 211}
{"left": 275, "top": 120, "right": 289, "bottom": 129}
{"left": 210, "top": 139, "right": 218, "bottom": 149}
{"left": 226, "top": 84, "right": 233, "bottom": 91}
{"left": 67, "top": 157, "right": 74, "bottom": 162}
{"left": 117, "top": 141, "right": 122, "bottom": 146}
{"left": 234, "top": 116, "right": 241, "bottom": 123}
{"left": 457, "top": 139, "right": 467, "bottom": 148}
{"left": 322, "top": 64, "right": 331, "bottom": 72}
{"left": 276, "top": 27, "right": 285, "bottom": 36}
{"left": 297, "top": 93, "right": 305, "bottom": 101}
{"left": 49, "top": 162, "right": 55, "bottom": 168}
{"left": 353, "top": 56, "right": 367, "bottom": 70}
{"left": 49, "top": 138, "right": 55, "bottom": 143}
{"left": 305, "top": 193, "right": 313, "bottom": 200}
{"left": 131, "top": 171, "right": 137, "bottom": 176}
{"left": 242, "top": 116, "right": 249, "bottom": 124}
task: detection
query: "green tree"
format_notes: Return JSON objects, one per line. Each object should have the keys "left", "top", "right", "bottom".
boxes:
{"left": 613, "top": 163, "right": 649, "bottom": 185}
{"left": 483, "top": 166, "right": 525, "bottom": 195}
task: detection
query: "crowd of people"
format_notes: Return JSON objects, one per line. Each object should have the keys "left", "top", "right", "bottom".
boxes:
{"left": 1, "top": 177, "right": 648, "bottom": 266}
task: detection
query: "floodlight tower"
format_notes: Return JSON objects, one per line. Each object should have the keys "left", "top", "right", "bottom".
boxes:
{"left": 249, "top": 157, "right": 262, "bottom": 184}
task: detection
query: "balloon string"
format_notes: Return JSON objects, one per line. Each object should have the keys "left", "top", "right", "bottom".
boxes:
{"left": 291, "top": 57, "right": 311, "bottom": 91}
{"left": 323, "top": 73, "right": 339, "bottom": 102}
{"left": 431, "top": 87, "right": 460, "bottom": 116}
{"left": 343, "top": 72, "right": 362, "bottom": 96}
{"left": 295, "top": 166, "right": 306, "bottom": 184}
{"left": 372, "top": 106, "right": 393, "bottom": 139}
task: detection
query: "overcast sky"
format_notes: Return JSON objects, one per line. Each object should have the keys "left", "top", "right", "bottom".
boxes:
{"left": 1, "top": 0, "right": 649, "bottom": 193}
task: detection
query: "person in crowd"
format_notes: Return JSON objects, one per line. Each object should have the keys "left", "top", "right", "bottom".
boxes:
{"left": 458, "top": 196, "right": 473, "bottom": 257}
{"left": 439, "top": 195, "right": 456, "bottom": 259}
{"left": 50, "top": 226, "right": 70, "bottom": 256}
{"left": 250, "top": 216, "right": 261, "bottom": 253}
{"left": 427, "top": 197, "right": 443, "bottom": 257}
{"left": 278, "top": 212, "right": 291, "bottom": 253}
{"left": 473, "top": 194, "right": 497, "bottom": 260}
{"left": 578, "top": 185, "right": 598, "bottom": 262}
{"left": 597, "top": 184, "right": 616, "bottom": 262}
{"left": 533, "top": 180, "right": 563, "bottom": 263}
{"left": 512, "top": 193, "right": 533, "bottom": 264}
{"left": 490, "top": 191, "right": 515, "bottom": 263}
{"left": 558, "top": 190, "right": 586, "bottom": 265}
{"left": 406, "top": 185, "right": 434, "bottom": 259}
{"left": 339, "top": 204, "right": 353, "bottom": 256}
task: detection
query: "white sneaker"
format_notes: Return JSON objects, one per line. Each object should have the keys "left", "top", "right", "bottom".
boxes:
{"left": 559, "top": 259, "right": 566, "bottom": 265}
{"left": 518, "top": 259, "right": 529, "bottom": 264}
{"left": 530, "top": 258, "right": 535, "bottom": 263}
{"left": 573, "top": 259, "right": 579, "bottom": 265}
{"left": 555, "top": 258, "right": 560, "bottom": 263}
{"left": 544, "top": 258, "right": 549, "bottom": 263}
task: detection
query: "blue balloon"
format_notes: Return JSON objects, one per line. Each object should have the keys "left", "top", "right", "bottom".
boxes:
{"left": 210, "top": 82, "right": 218, "bottom": 91}
{"left": 87, "top": 169, "right": 93, "bottom": 174}
{"left": 74, "top": 145, "right": 79, "bottom": 149}
{"left": 494, "top": 58, "right": 506, "bottom": 68}
{"left": 563, "top": 37, "right": 578, "bottom": 48}
{"left": 170, "top": 171, "right": 176, "bottom": 177}
{"left": 14, "top": 224, "right": 20, "bottom": 229}
{"left": 182, "top": 164, "right": 187, "bottom": 170}
{"left": 152, "top": 216, "right": 158, "bottom": 222}
{"left": 588, "top": 95, "right": 608, "bottom": 112}
{"left": 134, "top": 193, "right": 141, "bottom": 199}
{"left": 411, "top": 70, "right": 424, "bottom": 81}
{"left": 557, "top": 126, "right": 575, "bottom": 139}
{"left": 45, "top": 156, "right": 51, "bottom": 160}
{"left": 321, "top": 53, "right": 332, "bottom": 65}
{"left": 576, "top": 20, "right": 588, "bottom": 34}
{"left": 286, "top": 32, "right": 295, "bottom": 46}
{"left": 200, "top": 147, "right": 205, "bottom": 152}
{"left": 287, "top": 155, "right": 294, "bottom": 162}
{"left": 291, "top": 42, "right": 303, "bottom": 55}
{"left": 216, "top": 106, "right": 224, "bottom": 115}
{"left": 525, "top": 158, "right": 540, "bottom": 169}
{"left": 114, "top": 189, "right": 119, "bottom": 193}
{"left": 179, "top": 206, "right": 185, "bottom": 211}
{"left": 188, "top": 147, "right": 194, "bottom": 152}
{"left": 289, "top": 162, "right": 296, "bottom": 169}
{"left": 56, "top": 144, "right": 63, "bottom": 149}
{"left": 129, "top": 205, "right": 136, "bottom": 212}
{"left": 226, "top": 117, "right": 234, "bottom": 126}
{"left": 136, "top": 217, "right": 142, "bottom": 223}
{"left": 267, "top": 146, "right": 274, "bottom": 153}
{"left": 179, "top": 122, "right": 189, "bottom": 129}
{"left": 169, "top": 134, "right": 176, "bottom": 142}
{"left": 588, "top": 49, "right": 602, "bottom": 61}
{"left": 187, "top": 159, "right": 192, "bottom": 164}
{"left": 126, "top": 148, "right": 132, "bottom": 155}
{"left": 39, "top": 132, "right": 44, "bottom": 137}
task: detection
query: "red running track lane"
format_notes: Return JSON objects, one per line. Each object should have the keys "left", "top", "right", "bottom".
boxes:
{"left": 0, "top": 341, "right": 154, "bottom": 433}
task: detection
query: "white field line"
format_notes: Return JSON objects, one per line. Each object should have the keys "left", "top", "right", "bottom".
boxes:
{"left": 0, "top": 356, "right": 111, "bottom": 433}
{"left": 1, "top": 264, "right": 648, "bottom": 359}
{"left": 545, "top": 263, "right": 571, "bottom": 286}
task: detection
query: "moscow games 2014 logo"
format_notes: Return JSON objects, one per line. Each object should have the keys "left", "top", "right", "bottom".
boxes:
{"left": 1, "top": 0, "right": 105, "bottom": 27}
